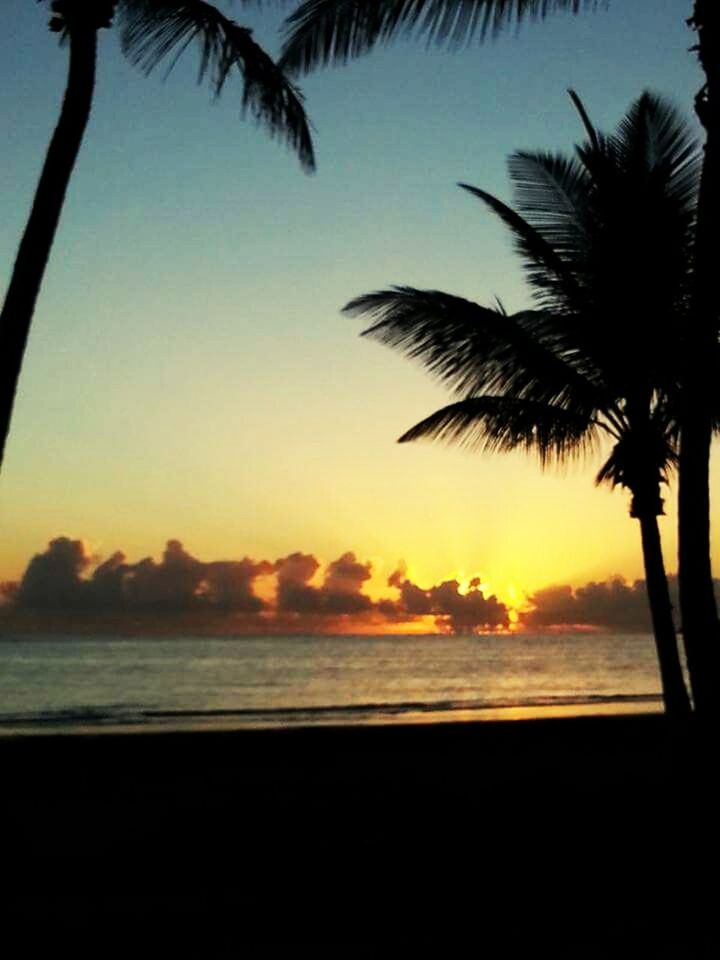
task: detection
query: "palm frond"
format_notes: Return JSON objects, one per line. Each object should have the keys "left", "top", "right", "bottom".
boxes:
{"left": 345, "top": 88, "right": 696, "bottom": 534}
{"left": 279, "top": 0, "right": 601, "bottom": 74}
{"left": 459, "top": 181, "right": 587, "bottom": 313}
{"left": 506, "top": 151, "right": 593, "bottom": 256}
{"left": 467, "top": 95, "right": 699, "bottom": 397}
{"left": 582, "top": 97, "right": 697, "bottom": 384}
{"left": 398, "top": 395, "right": 600, "bottom": 467}
{"left": 118, "top": 0, "right": 315, "bottom": 171}
{"left": 613, "top": 92, "right": 700, "bottom": 198}
{"left": 567, "top": 88, "right": 600, "bottom": 152}
{"left": 345, "top": 286, "right": 612, "bottom": 414}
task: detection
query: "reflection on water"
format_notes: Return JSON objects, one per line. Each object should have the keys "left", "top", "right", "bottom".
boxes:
{"left": 0, "top": 632, "right": 666, "bottom": 733}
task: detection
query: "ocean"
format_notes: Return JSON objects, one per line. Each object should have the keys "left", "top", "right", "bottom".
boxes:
{"left": 0, "top": 631, "right": 669, "bottom": 734}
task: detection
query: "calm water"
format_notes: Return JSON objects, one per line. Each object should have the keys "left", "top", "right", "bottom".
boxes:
{"left": 0, "top": 632, "right": 667, "bottom": 734}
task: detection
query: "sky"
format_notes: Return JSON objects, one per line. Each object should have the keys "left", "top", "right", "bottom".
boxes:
{"left": 0, "top": 0, "right": 716, "bottom": 623}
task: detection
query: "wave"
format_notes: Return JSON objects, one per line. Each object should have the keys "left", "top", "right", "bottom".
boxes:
{"left": 0, "top": 704, "right": 151, "bottom": 727}
{"left": 0, "top": 693, "right": 662, "bottom": 731}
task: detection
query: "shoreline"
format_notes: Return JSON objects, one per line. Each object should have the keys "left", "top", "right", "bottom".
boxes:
{"left": 0, "top": 695, "right": 663, "bottom": 738}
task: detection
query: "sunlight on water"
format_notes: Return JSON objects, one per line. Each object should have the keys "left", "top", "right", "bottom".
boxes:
{"left": 0, "top": 632, "right": 666, "bottom": 734}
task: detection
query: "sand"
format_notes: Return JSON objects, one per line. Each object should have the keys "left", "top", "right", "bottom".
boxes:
{"left": 2, "top": 714, "right": 715, "bottom": 952}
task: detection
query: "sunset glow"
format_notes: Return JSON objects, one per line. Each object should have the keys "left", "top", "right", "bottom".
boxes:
{"left": 0, "top": 3, "right": 716, "bottom": 949}
{"left": 0, "top": 533, "right": 693, "bottom": 637}
{"left": 1, "top": 1, "right": 716, "bottom": 632}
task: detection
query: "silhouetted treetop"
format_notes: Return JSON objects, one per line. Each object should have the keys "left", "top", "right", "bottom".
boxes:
{"left": 47, "top": 1, "right": 316, "bottom": 171}
{"left": 344, "top": 89, "right": 698, "bottom": 716}
{"left": 117, "top": 1, "right": 315, "bottom": 171}
{"left": 280, "top": 0, "right": 603, "bottom": 73}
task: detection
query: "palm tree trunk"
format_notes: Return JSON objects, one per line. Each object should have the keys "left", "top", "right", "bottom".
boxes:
{"left": 678, "top": 419, "right": 718, "bottom": 714}
{"left": 0, "top": 25, "right": 98, "bottom": 470}
{"left": 678, "top": 0, "right": 720, "bottom": 716}
{"left": 637, "top": 510, "right": 692, "bottom": 717}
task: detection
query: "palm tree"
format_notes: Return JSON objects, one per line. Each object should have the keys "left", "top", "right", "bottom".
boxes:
{"left": 344, "top": 91, "right": 702, "bottom": 717}
{"left": 281, "top": 0, "right": 720, "bottom": 714}
{"left": 0, "top": 0, "right": 315, "bottom": 470}
{"left": 679, "top": 1, "right": 720, "bottom": 716}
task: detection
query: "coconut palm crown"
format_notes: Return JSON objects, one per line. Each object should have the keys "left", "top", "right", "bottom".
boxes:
{"left": 54, "top": 1, "right": 315, "bottom": 168}
{"left": 344, "top": 92, "right": 705, "bottom": 715}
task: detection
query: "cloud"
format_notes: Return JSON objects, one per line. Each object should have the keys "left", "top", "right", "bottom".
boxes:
{"left": 13, "top": 538, "right": 271, "bottom": 616}
{"left": 4, "top": 537, "right": 512, "bottom": 633}
{"left": 126, "top": 539, "right": 206, "bottom": 611}
{"left": 89, "top": 551, "right": 130, "bottom": 610}
{"left": 15, "top": 537, "right": 93, "bottom": 610}
{"left": 276, "top": 552, "right": 322, "bottom": 613}
{"left": 276, "top": 550, "right": 374, "bottom": 616}
{"left": 17, "top": 536, "right": 700, "bottom": 636}
{"left": 321, "top": 552, "right": 374, "bottom": 614}
{"left": 10, "top": 539, "right": 376, "bottom": 624}
{"left": 521, "top": 577, "right": 653, "bottom": 631}
{"left": 201, "top": 559, "right": 274, "bottom": 612}
{"left": 384, "top": 567, "right": 509, "bottom": 633}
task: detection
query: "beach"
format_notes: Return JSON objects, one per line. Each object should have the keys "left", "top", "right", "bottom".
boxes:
{"left": 2, "top": 714, "right": 714, "bottom": 951}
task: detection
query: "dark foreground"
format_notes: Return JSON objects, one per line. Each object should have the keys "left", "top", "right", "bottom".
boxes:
{"left": 2, "top": 715, "right": 717, "bottom": 953}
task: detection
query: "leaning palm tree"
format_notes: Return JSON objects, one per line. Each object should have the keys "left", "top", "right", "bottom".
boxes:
{"left": 345, "top": 91, "right": 703, "bottom": 717}
{"left": 280, "top": 0, "right": 720, "bottom": 715}
{"left": 0, "top": 0, "right": 315, "bottom": 470}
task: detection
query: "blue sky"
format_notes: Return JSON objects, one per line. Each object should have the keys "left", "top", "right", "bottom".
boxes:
{"left": 0, "top": 0, "right": 712, "bottom": 603}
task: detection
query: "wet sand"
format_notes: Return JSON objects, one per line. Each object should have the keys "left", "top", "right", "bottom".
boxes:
{"left": 2, "top": 714, "right": 714, "bottom": 951}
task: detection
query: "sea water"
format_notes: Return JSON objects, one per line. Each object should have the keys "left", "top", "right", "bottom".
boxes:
{"left": 0, "top": 632, "right": 667, "bottom": 733}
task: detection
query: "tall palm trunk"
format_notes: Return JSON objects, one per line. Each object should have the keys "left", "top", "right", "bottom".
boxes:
{"left": 678, "top": 0, "right": 720, "bottom": 716}
{"left": 0, "top": 25, "right": 98, "bottom": 469}
{"left": 633, "top": 493, "right": 692, "bottom": 717}
{"left": 678, "top": 418, "right": 718, "bottom": 714}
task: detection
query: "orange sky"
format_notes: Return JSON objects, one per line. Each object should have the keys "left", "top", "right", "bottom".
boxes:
{"left": 1, "top": 1, "right": 715, "bottom": 615}
{"left": 4, "top": 437, "right": 716, "bottom": 610}
{"left": 0, "top": 530, "right": 697, "bottom": 636}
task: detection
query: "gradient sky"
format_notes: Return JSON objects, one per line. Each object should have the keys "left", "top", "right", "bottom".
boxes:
{"left": 0, "top": 0, "right": 716, "bottom": 611}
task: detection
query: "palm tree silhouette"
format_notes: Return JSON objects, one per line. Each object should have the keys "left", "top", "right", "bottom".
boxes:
{"left": 282, "top": 0, "right": 720, "bottom": 714}
{"left": 280, "top": 0, "right": 594, "bottom": 74}
{"left": 345, "top": 92, "right": 703, "bottom": 717}
{"left": 679, "top": 1, "right": 720, "bottom": 717}
{"left": 0, "top": 0, "right": 315, "bottom": 470}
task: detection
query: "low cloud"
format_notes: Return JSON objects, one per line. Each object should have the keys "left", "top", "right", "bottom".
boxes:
{"left": 12, "top": 536, "right": 706, "bottom": 636}
{"left": 276, "top": 550, "right": 374, "bottom": 616}
{"left": 382, "top": 565, "right": 509, "bottom": 633}
{"left": 15, "top": 537, "right": 93, "bottom": 610}
{"left": 12, "top": 537, "right": 271, "bottom": 616}
{"left": 522, "top": 577, "right": 664, "bottom": 631}
{"left": 276, "top": 552, "right": 321, "bottom": 613}
{"left": 3, "top": 537, "right": 511, "bottom": 635}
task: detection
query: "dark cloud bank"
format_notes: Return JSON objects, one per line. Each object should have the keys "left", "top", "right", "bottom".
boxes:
{"left": 2, "top": 537, "right": 711, "bottom": 635}
{"left": 1, "top": 537, "right": 507, "bottom": 635}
